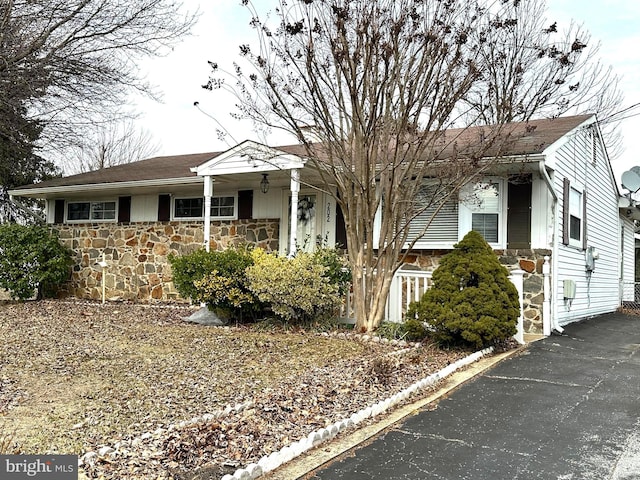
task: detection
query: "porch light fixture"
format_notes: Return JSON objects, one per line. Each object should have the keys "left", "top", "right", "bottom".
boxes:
{"left": 260, "top": 173, "right": 270, "bottom": 194}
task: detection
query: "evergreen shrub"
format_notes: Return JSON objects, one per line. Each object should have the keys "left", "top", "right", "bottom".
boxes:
{"left": 0, "top": 223, "right": 72, "bottom": 300}
{"left": 246, "top": 248, "right": 342, "bottom": 324}
{"left": 169, "top": 245, "right": 260, "bottom": 320}
{"left": 407, "top": 230, "right": 520, "bottom": 348}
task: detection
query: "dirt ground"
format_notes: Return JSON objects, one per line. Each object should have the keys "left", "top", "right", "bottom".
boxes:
{"left": 0, "top": 300, "right": 473, "bottom": 479}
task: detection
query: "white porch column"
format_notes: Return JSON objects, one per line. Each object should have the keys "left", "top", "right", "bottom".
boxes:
{"left": 542, "top": 255, "right": 552, "bottom": 336}
{"left": 289, "top": 169, "right": 300, "bottom": 257}
{"left": 203, "top": 175, "right": 212, "bottom": 252}
{"left": 509, "top": 269, "right": 525, "bottom": 344}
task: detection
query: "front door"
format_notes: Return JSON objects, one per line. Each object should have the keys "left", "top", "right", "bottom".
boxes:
{"left": 287, "top": 193, "right": 317, "bottom": 254}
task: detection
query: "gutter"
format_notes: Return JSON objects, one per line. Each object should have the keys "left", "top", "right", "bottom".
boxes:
{"left": 538, "top": 160, "right": 564, "bottom": 334}
{"left": 8, "top": 176, "right": 203, "bottom": 198}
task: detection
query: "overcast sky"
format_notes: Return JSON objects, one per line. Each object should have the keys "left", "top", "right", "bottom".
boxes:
{"left": 132, "top": 0, "right": 640, "bottom": 184}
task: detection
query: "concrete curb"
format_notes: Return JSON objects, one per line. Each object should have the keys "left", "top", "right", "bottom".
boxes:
{"left": 222, "top": 345, "right": 525, "bottom": 480}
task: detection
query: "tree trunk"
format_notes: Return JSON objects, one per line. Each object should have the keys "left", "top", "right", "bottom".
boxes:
{"left": 351, "top": 244, "right": 395, "bottom": 332}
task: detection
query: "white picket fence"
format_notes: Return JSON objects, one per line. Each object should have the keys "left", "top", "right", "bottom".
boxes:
{"left": 340, "top": 268, "right": 525, "bottom": 343}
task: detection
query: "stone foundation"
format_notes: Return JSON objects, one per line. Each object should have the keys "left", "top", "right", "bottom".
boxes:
{"left": 53, "top": 220, "right": 280, "bottom": 302}
{"left": 402, "top": 248, "right": 551, "bottom": 334}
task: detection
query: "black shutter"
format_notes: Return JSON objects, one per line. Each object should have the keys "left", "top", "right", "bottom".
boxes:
{"left": 507, "top": 180, "right": 532, "bottom": 249}
{"left": 562, "top": 178, "right": 570, "bottom": 246}
{"left": 54, "top": 199, "right": 65, "bottom": 224}
{"left": 238, "top": 190, "right": 253, "bottom": 219}
{"left": 118, "top": 196, "right": 131, "bottom": 223}
{"left": 158, "top": 194, "right": 171, "bottom": 221}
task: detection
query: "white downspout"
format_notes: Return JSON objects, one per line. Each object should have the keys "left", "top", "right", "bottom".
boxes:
{"left": 203, "top": 175, "right": 212, "bottom": 252}
{"left": 538, "top": 161, "right": 564, "bottom": 334}
{"left": 289, "top": 169, "right": 300, "bottom": 257}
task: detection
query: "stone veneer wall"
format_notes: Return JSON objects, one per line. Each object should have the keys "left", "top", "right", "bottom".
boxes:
{"left": 402, "top": 248, "right": 551, "bottom": 334}
{"left": 53, "top": 220, "right": 280, "bottom": 302}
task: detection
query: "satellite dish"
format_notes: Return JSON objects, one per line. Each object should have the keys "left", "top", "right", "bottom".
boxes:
{"left": 621, "top": 168, "right": 640, "bottom": 193}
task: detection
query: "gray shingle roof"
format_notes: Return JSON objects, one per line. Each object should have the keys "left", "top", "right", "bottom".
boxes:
{"left": 12, "top": 114, "right": 593, "bottom": 192}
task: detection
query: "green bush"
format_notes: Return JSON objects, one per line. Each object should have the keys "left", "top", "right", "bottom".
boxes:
{"left": 169, "top": 249, "right": 219, "bottom": 301}
{"left": 375, "top": 318, "right": 427, "bottom": 342}
{"left": 246, "top": 248, "right": 342, "bottom": 324}
{"left": 169, "top": 245, "right": 260, "bottom": 320}
{"left": 0, "top": 224, "right": 72, "bottom": 300}
{"left": 407, "top": 230, "right": 520, "bottom": 348}
{"left": 312, "top": 246, "right": 351, "bottom": 296}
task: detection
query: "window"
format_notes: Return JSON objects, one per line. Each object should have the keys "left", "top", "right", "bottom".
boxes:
{"left": 562, "top": 178, "right": 586, "bottom": 248}
{"left": 569, "top": 187, "right": 582, "bottom": 242}
{"left": 406, "top": 182, "right": 458, "bottom": 247}
{"left": 173, "top": 195, "right": 237, "bottom": 219}
{"left": 174, "top": 197, "right": 203, "bottom": 218}
{"left": 67, "top": 201, "right": 116, "bottom": 221}
{"left": 466, "top": 181, "right": 501, "bottom": 244}
{"left": 211, "top": 196, "right": 236, "bottom": 218}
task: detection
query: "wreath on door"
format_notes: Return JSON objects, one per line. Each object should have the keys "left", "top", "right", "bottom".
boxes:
{"left": 297, "top": 196, "right": 315, "bottom": 224}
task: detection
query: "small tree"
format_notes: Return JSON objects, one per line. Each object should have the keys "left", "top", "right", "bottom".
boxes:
{"left": 0, "top": 224, "right": 72, "bottom": 300}
{"left": 407, "top": 231, "right": 519, "bottom": 348}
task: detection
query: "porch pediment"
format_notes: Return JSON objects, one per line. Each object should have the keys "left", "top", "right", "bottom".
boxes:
{"left": 192, "top": 140, "right": 307, "bottom": 177}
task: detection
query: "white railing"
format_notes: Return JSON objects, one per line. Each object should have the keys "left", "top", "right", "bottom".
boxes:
{"left": 386, "top": 269, "right": 432, "bottom": 323}
{"left": 340, "top": 268, "right": 525, "bottom": 344}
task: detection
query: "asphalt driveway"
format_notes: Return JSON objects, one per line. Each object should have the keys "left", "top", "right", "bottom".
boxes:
{"left": 307, "top": 312, "right": 640, "bottom": 480}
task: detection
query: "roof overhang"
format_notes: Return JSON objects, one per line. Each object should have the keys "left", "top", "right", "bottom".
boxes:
{"left": 9, "top": 176, "right": 203, "bottom": 199}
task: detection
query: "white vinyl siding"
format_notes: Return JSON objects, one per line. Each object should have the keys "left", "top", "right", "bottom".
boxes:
{"left": 552, "top": 123, "right": 621, "bottom": 326}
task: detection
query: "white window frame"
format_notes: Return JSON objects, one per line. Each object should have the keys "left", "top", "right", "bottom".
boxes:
{"left": 173, "top": 196, "right": 204, "bottom": 220}
{"left": 172, "top": 194, "right": 238, "bottom": 220}
{"left": 459, "top": 178, "right": 506, "bottom": 248}
{"left": 66, "top": 200, "right": 117, "bottom": 223}
{"left": 568, "top": 186, "right": 583, "bottom": 247}
{"left": 209, "top": 194, "right": 237, "bottom": 220}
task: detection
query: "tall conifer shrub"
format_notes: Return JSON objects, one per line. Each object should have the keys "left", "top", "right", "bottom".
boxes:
{"left": 407, "top": 230, "right": 520, "bottom": 348}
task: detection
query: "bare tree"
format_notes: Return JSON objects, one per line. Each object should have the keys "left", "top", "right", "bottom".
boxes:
{"left": 462, "top": 0, "right": 623, "bottom": 155}
{"left": 0, "top": 0, "right": 196, "bottom": 221}
{"left": 205, "top": 0, "right": 619, "bottom": 331}
{"left": 63, "top": 121, "right": 161, "bottom": 175}
{"left": 0, "top": 0, "right": 196, "bottom": 151}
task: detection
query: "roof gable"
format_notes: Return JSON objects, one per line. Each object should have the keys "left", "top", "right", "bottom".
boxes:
{"left": 193, "top": 140, "right": 306, "bottom": 176}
